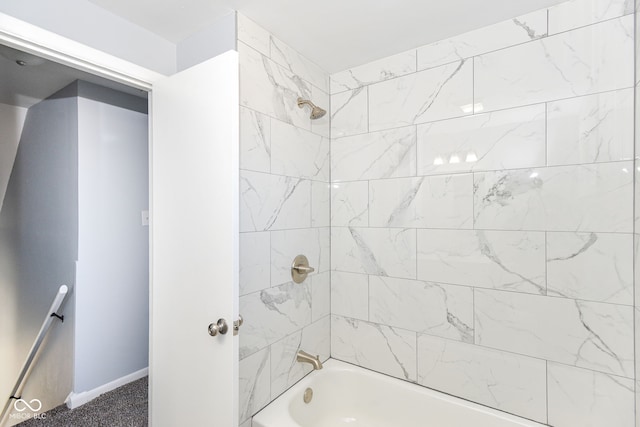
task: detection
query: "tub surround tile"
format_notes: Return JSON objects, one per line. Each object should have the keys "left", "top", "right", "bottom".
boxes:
{"left": 239, "top": 282, "right": 312, "bottom": 359}
{"left": 331, "top": 88, "right": 368, "bottom": 138}
{"left": 330, "top": 50, "right": 417, "bottom": 94}
{"left": 311, "top": 181, "right": 330, "bottom": 227}
{"left": 473, "top": 162, "right": 634, "bottom": 232}
{"left": 369, "top": 60, "right": 473, "bottom": 131}
{"left": 311, "top": 271, "right": 330, "bottom": 322}
{"left": 240, "top": 232, "right": 271, "bottom": 296}
{"left": 474, "top": 289, "right": 634, "bottom": 377}
{"left": 331, "top": 126, "right": 417, "bottom": 182}
{"left": 270, "top": 36, "right": 329, "bottom": 93}
{"left": 547, "top": 232, "right": 633, "bottom": 305}
{"left": 331, "top": 271, "right": 369, "bottom": 321}
{"left": 240, "top": 107, "right": 271, "bottom": 173}
{"left": 270, "top": 316, "right": 331, "bottom": 400}
{"left": 332, "top": 315, "right": 417, "bottom": 382}
{"left": 239, "top": 348, "right": 270, "bottom": 423}
{"left": 240, "top": 170, "right": 311, "bottom": 232}
{"left": 368, "top": 175, "right": 473, "bottom": 229}
{"left": 474, "top": 16, "right": 634, "bottom": 113}
{"left": 271, "top": 119, "right": 329, "bottom": 181}
{"left": 547, "top": 89, "right": 634, "bottom": 166}
{"left": 417, "top": 10, "right": 547, "bottom": 71}
{"left": 548, "top": 0, "right": 634, "bottom": 35}
{"left": 417, "top": 229, "right": 545, "bottom": 295}
{"left": 370, "top": 276, "right": 473, "bottom": 343}
{"left": 240, "top": 420, "right": 250, "bottom": 427}
{"left": 331, "top": 181, "right": 369, "bottom": 227}
{"left": 417, "top": 335, "right": 547, "bottom": 423}
{"left": 547, "top": 362, "right": 635, "bottom": 427}
{"left": 239, "top": 41, "right": 312, "bottom": 131}
{"left": 416, "top": 104, "right": 546, "bottom": 175}
{"left": 331, "top": 227, "right": 416, "bottom": 279}
{"left": 237, "top": 13, "right": 270, "bottom": 57}
{"left": 270, "top": 227, "right": 330, "bottom": 287}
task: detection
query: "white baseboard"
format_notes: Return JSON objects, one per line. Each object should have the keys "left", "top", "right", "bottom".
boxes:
{"left": 65, "top": 367, "right": 148, "bottom": 410}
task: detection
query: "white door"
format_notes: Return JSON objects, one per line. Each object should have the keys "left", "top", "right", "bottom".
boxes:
{"left": 149, "top": 51, "right": 239, "bottom": 427}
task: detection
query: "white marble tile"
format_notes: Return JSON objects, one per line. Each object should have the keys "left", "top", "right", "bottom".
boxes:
{"left": 636, "top": 9, "right": 640, "bottom": 86}
{"left": 311, "top": 271, "right": 330, "bottom": 322}
{"left": 240, "top": 232, "right": 271, "bottom": 296}
{"left": 239, "top": 347, "right": 270, "bottom": 422}
{"left": 331, "top": 227, "right": 416, "bottom": 279}
{"left": 417, "top": 10, "right": 547, "bottom": 71}
{"left": 240, "top": 107, "right": 271, "bottom": 173}
{"left": 311, "top": 181, "right": 330, "bottom": 228}
{"left": 547, "top": 232, "right": 633, "bottom": 305}
{"left": 270, "top": 316, "right": 330, "bottom": 399}
{"left": 331, "top": 315, "right": 417, "bottom": 381}
{"left": 237, "top": 13, "right": 270, "bottom": 57}
{"left": 369, "top": 175, "right": 473, "bottom": 229}
{"left": 417, "top": 104, "right": 546, "bottom": 175}
{"left": 330, "top": 50, "right": 417, "bottom": 94}
{"left": 239, "top": 41, "right": 312, "bottom": 131}
{"left": 474, "top": 289, "right": 634, "bottom": 377}
{"left": 473, "top": 162, "right": 634, "bottom": 232}
{"left": 331, "top": 271, "right": 369, "bottom": 321}
{"left": 417, "top": 229, "right": 546, "bottom": 294}
{"left": 271, "top": 119, "right": 329, "bottom": 181}
{"left": 417, "top": 335, "right": 547, "bottom": 423}
{"left": 370, "top": 276, "right": 473, "bottom": 343}
{"left": 270, "top": 227, "right": 329, "bottom": 287}
{"left": 270, "top": 35, "right": 329, "bottom": 93}
{"left": 475, "top": 16, "right": 634, "bottom": 112}
{"left": 239, "top": 282, "right": 312, "bottom": 358}
{"left": 547, "top": 89, "right": 634, "bottom": 166}
{"left": 239, "top": 420, "right": 251, "bottom": 427}
{"left": 549, "top": 0, "right": 634, "bottom": 35}
{"left": 548, "top": 362, "right": 635, "bottom": 427}
{"left": 331, "top": 88, "right": 368, "bottom": 138}
{"left": 310, "top": 86, "right": 330, "bottom": 138}
{"left": 369, "top": 60, "right": 473, "bottom": 131}
{"left": 331, "top": 181, "right": 369, "bottom": 227}
{"left": 332, "top": 126, "right": 417, "bottom": 182}
{"left": 240, "top": 170, "right": 311, "bottom": 232}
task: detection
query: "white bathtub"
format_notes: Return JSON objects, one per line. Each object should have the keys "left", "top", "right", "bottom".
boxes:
{"left": 252, "top": 359, "right": 546, "bottom": 427}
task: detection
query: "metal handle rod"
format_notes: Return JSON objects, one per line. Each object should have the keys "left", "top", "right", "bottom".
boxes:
{"left": 0, "top": 285, "right": 68, "bottom": 426}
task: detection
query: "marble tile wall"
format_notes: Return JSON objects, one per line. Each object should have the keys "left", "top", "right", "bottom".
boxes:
{"left": 634, "top": 1, "right": 640, "bottom": 426}
{"left": 330, "top": 0, "right": 636, "bottom": 425}
{"left": 236, "top": 13, "right": 331, "bottom": 424}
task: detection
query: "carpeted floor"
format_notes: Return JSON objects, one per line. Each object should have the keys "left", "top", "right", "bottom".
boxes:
{"left": 17, "top": 376, "right": 148, "bottom": 427}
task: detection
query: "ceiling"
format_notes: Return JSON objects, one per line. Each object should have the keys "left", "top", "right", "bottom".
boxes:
{"left": 86, "top": 0, "right": 568, "bottom": 73}
{"left": 0, "top": 45, "right": 146, "bottom": 108}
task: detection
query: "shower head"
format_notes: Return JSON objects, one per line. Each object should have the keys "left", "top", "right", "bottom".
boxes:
{"left": 297, "top": 97, "right": 326, "bottom": 120}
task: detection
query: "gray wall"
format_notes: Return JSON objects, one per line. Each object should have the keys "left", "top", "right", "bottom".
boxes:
{"left": 74, "top": 82, "right": 149, "bottom": 392}
{"left": 0, "top": 86, "right": 78, "bottom": 420}
{"left": 177, "top": 12, "right": 237, "bottom": 72}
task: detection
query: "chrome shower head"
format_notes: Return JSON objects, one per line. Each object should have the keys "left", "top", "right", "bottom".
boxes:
{"left": 297, "top": 97, "right": 326, "bottom": 120}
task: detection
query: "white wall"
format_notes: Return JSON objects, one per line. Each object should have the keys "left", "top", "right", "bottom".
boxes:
{"left": 0, "top": 87, "right": 79, "bottom": 424}
{"left": 0, "top": 103, "right": 27, "bottom": 213}
{"left": 0, "top": 0, "right": 176, "bottom": 75}
{"left": 74, "top": 83, "right": 149, "bottom": 393}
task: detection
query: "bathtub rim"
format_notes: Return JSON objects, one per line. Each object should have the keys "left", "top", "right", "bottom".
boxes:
{"left": 251, "top": 358, "right": 547, "bottom": 427}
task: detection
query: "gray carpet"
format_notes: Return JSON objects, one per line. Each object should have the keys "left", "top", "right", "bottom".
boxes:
{"left": 17, "top": 377, "right": 147, "bottom": 427}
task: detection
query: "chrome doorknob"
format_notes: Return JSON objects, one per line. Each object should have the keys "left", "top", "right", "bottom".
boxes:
{"left": 208, "top": 318, "right": 229, "bottom": 336}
